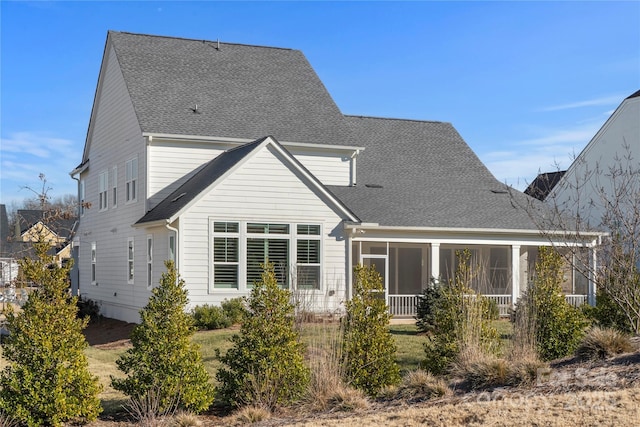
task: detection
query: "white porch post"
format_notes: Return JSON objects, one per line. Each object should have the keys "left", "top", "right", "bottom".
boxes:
{"left": 431, "top": 243, "right": 440, "bottom": 283}
{"left": 589, "top": 244, "right": 597, "bottom": 306}
{"left": 511, "top": 245, "right": 521, "bottom": 308}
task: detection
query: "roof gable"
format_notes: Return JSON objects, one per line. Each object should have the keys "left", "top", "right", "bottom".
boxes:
{"left": 107, "top": 31, "right": 355, "bottom": 146}
{"left": 136, "top": 136, "right": 358, "bottom": 225}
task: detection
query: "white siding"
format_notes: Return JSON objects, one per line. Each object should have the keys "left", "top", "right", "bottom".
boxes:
{"left": 147, "top": 141, "right": 353, "bottom": 209}
{"left": 549, "top": 97, "right": 640, "bottom": 226}
{"left": 77, "top": 44, "right": 151, "bottom": 323}
{"left": 179, "top": 144, "right": 349, "bottom": 312}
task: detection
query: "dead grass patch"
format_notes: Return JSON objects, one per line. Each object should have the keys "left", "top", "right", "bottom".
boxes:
{"left": 576, "top": 327, "right": 634, "bottom": 360}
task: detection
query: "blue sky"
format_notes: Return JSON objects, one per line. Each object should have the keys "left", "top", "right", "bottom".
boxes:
{"left": 1, "top": 1, "right": 639, "bottom": 206}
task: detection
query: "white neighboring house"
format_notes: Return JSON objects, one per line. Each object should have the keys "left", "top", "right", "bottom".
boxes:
{"left": 71, "top": 32, "right": 600, "bottom": 323}
{"left": 546, "top": 90, "right": 640, "bottom": 226}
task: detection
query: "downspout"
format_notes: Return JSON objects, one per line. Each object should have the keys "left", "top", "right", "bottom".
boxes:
{"left": 165, "top": 221, "right": 179, "bottom": 271}
{"left": 70, "top": 174, "right": 81, "bottom": 296}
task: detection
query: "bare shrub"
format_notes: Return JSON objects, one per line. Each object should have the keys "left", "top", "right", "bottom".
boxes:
{"left": 233, "top": 405, "right": 272, "bottom": 424}
{"left": 169, "top": 410, "right": 202, "bottom": 427}
{"left": 576, "top": 327, "right": 634, "bottom": 360}
{"left": 392, "top": 370, "right": 450, "bottom": 400}
{"left": 124, "top": 385, "right": 179, "bottom": 426}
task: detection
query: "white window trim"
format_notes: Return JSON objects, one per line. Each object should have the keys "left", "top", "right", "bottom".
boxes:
{"left": 91, "top": 242, "right": 97, "bottom": 285}
{"left": 98, "top": 170, "right": 108, "bottom": 211}
{"left": 147, "top": 234, "right": 153, "bottom": 289}
{"left": 112, "top": 165, "right": 118, "bottom": 208}
{"left": 125, "top": 157, "right": 138, "bottom": 204}
{"left": 294, "top": 224, "right": 322, "bottom": 290}
{"left": 127, "top": 237, "right": 135, "bottom": 284}
{"left": 79, "top": 179, "right": 85, "bottom": 217}
{"left": 209, "top": 220, "right": 323, "bottom": 293}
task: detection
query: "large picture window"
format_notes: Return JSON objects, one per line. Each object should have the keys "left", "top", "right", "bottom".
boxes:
{"left": 211, "top": 221, "right": 321, "bottom": 291}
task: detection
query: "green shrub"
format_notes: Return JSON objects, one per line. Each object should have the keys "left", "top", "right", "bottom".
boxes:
{"left": 192, "top": 304, "right": 232, "bottom": 330}
{"left": 583, "top": 291, "right": 634, "bottom": 334}
{"left": 112, "top": 261, "right": 214, "bottom": 414}
{"left": 77, "top": 296, "right": 102, "bottom": 323}
{"left": 514, "top": 246, "right": 588, "bottom": 361}
{"left": 216, "top": 263, "right": 310, "bottom": 409}
{"left": 0, "top": 239, "right": 102, "bottom": 426}
{"left": 342, "top": 264, "right": 400, "bottom": 396}
{"left": 421, "top": 250, "right": 499, "bottom": 375}
{"left": 575, "top": 326, "right": 634, "bottom": 360}
{"left": 415, "top": 278, "right": 442, "bottom": 334}
{"left": 221, "top": 297, "right": 247, "bottom": 325}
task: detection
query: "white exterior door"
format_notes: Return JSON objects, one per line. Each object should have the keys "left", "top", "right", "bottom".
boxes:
{"left": 360, "top": 254, "right": 389, "bottom": 306}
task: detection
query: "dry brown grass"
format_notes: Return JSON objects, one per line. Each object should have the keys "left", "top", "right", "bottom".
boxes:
{"left": 232, "top": 405, "right": 272, "bottom": 424}
{"left": 576, "top": 327, "right": 635, "bottom": 360}
{"left": 385, "top": 369, "right": 450, "bottom": 400}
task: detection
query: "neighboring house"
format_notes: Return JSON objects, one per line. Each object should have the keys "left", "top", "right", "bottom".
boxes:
{"left": 0, "top": 204, "right": 19, "bottom": 286}
{"left": 524, "top": 171, "right": 566, "bottom": 201}
{"left": 13, "top": 210, "right": 77, "bottom": 267}
{"left": 546, "top": 90, "right": 640, "bottom": 227}
{"left": 71, "top": 31, "right": 600, "bottom": 323}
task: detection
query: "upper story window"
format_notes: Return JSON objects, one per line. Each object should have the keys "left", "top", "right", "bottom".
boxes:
{"left": 91, "top": 242, "right": 97, "bottom": 284}
{"left": 112, "top": 165, "right": 118, "bottom": 208}
{"left": 127, "top": 237, "right": 135, "bottom": 284}
{"left": 98, "top": 171, "right": 108, "bottom": 211}
{"left": 79, "top": 179, "right": 85, "bottom": 217}
{"left": 125, "top": 157, "right": 138, "bottom": 203}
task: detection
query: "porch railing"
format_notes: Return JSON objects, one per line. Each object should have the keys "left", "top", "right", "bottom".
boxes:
{"left": 565, "top": 294, "right": 588, "bottom": 307}
{"left": 388, "top": 294, "right": 419, "bottom": 317}
{"left": 388, "top": 293, "right": 588, "bottom": 318}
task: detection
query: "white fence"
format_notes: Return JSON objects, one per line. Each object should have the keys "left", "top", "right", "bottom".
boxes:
{"left": 388, "top": 293, "right": 588, "bottom": 318}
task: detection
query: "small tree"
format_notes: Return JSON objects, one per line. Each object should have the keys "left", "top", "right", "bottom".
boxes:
{"left": 0, "top": 238, "right": 102, "bottom": 426}
{"left": 216, "top": 263, "right": 309, "bottom": 409}
{"left": 342, "top": 264, "right": 400, "bottom": 396}
{"left": 112, "top": 261, "right": 214, "bottom": 414}
{"left": 421, "top": 250, "right": 499, "bottom": 375}
{"left": 514, "top": 246, "right": 588, "bottom": 361}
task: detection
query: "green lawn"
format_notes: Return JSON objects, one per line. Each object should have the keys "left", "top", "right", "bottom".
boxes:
{"left": 3, "top": 319, "right": 513, "bottom": 416}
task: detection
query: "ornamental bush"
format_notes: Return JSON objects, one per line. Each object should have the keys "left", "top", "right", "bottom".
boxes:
{"left": 0, "top": 239, "right": 102, "bottom": 426}
{"left": 420, "top": 250, "right": 499, "bottom": 375}
{"left": 112, "top": 261, "right": 214, "bottom": 414}
{"left": 216, "top": 263, "right": 310, "bottom": 409}
{"left": 342, "top": 264, "right": 400, "bottom": 396}
{"left": 514, "top": 246, "right": 588, "bottom": 361}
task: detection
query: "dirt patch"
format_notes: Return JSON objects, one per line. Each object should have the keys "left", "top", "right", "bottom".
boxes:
{"left": 84, "top": 317, "right": 135, "bottom": 349}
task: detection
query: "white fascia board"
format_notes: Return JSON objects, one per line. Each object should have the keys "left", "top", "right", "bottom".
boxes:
{"left": 142, "top": 132, "right": 364, "bottom": 155}
{"left": 344, "top": 222, "right": 605, "bottom": 241}
{"left": 69, "top": 160, "right": 89, "bottom": 176}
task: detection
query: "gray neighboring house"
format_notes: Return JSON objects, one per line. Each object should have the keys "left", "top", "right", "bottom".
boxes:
{"left": 71, "top": 31, "right": 599, "bottom": 323}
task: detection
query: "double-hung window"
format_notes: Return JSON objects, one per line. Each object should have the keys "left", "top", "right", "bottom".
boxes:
{"left": 127, "top": 237, "right": 135, "bottom": 284}
{"left": 247, "top": 223, "right": 289, "bottom": 288}
{"left": 125, "top": 157, "right": 138, "bottom": 203}
{"left": 212, "top": 222, "right": 239, "bottom": 289}
{"left": 112, "top": 166, "right": 118, "bottom": 208}
{"left": 91, "top": 242, "right": 97, "bottom": 284}
{"left": 296, "top": 225, "right": 321, "bottom": 289}
{"left": 98, "top": 171, "right": 108, "bottom": 211}
{"left": 147, "top": 235, "right": 153, "bottom": 289}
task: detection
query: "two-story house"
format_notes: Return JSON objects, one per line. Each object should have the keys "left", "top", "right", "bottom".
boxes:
{"left": 71, "top": 32, "right": 601, "bottom": 323}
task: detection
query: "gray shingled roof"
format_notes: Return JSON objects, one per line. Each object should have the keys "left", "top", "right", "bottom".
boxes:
{"left": 328, "top": 116, "right": 545, "bottom": 230}
{"left": 136, "top": 137, "right": 267, "bottom": 224}
{"left": 108, "top": 31, "right": 355, "bottom": 145}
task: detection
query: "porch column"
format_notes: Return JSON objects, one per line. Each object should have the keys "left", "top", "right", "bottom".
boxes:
{"left": 589, "top": 245, "right": 597, "bottom": 306}
{"left": 511, "top": 245, "right": 521, "bottom": 307}
{"left": 431, "top": 243, "right": 440, "bottom": 283}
